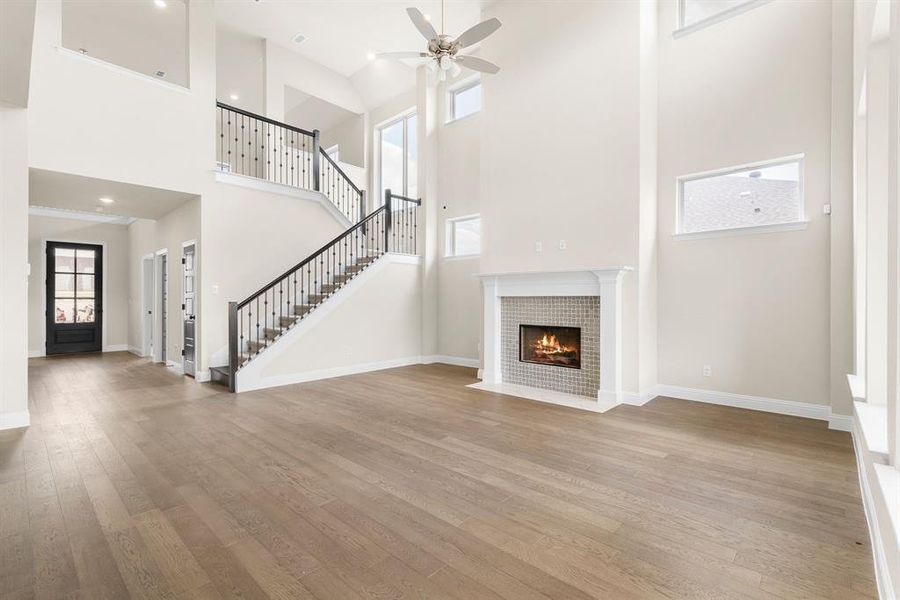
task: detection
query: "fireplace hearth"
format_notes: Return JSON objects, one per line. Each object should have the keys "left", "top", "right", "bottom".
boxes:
{"left": 519, "top": 324, "right": 581, "bottom": 369}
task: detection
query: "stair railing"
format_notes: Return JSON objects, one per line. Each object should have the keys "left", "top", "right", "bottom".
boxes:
{"left": 226, "top": 189, "right": 420, "bottom": 391}
{"left": 215, "top": 101, "right": 365, "bottom": 223}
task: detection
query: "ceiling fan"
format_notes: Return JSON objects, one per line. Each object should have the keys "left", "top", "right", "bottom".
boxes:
{"left": 376, "top": 3, "right": 501, "bottom": 81}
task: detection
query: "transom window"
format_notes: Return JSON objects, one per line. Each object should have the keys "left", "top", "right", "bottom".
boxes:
{"left": 445, "top": 215, "right": 481, "bottom": 257}
{"left": 448, "top": 80, "right": 482, "bottom": 122}
{"left": 677, "top": 156, "right": 805, "bottom": 236}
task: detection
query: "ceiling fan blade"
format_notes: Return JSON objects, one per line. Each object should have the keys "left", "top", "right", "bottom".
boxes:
{"left": 456, "top": 55, "right": 500, "bottom": 74}
{"left": 454, "top": 17, "right": 501, "bottom": 48}
{"left": 406, "top": 7, "right": 437, "bottom": 41}
{"left": 377, "top": 51, "right": 431, "bottom": 60}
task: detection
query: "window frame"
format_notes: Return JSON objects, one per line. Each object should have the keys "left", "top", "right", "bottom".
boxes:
{"left": 447, "top": 78, "right": 482, "bottom": 123}
{"left": 445, "top": 214, "right": 482, "bottom": 259}
{"left": 674, "top": 0, "right": 772, "bottom": 38}
{"left": 675, "top": 154, "right": 807, "bottom": 240}
{"left": 375, "top": 108, "right": 417, "bottom": 205}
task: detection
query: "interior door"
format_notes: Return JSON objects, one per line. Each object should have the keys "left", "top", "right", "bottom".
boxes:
{"left": 182, "top": 243, "right": 196, "bottom": 377}
{"left": 46, "top": 242, "right": 102, "bottom": 355}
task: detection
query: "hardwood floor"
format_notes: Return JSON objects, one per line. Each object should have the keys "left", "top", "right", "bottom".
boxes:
{"left": 2, "top": 352, "right": 876, "bottom": 599}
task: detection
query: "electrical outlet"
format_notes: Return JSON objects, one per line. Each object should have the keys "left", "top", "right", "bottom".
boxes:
{"left": 823, "top": 204, "right": 832, "bottom": 215}
{"left": 702, "top": 365, "right": 712, "bottom": 377}
{"left": 559, "top": 240, "right": 567, "bottom": 250}
{"left": 535, "top": 241, "right": 543, "bottom": 253}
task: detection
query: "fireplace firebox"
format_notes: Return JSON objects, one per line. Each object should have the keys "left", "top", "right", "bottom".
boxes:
{"left": 519, "top": 324, "right": 581, "bottom": 369}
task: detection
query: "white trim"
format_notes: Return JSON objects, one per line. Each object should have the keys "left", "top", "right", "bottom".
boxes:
{"left": 28, "top": 350, "right": 44, "bottom": 358}
{"left": 442, "top": 253, "right": 480, "bottom": 262}
{"left": 40, "top": 238, "right": 109, "bottom": 355}
{"left": 56, "top": 46, "right": 191, "bottom": 93}
{"left": 856, "top": 400, "right": 890, "bottom": 458}
{"left": 827, "top": 413, "right": 854, "bottom": 432}
{"left": 477, "top": 267, "right": 632, "bottom": 404}
{"left": 656, "top": 384, "right": 831, "bottom": 421}
{"left": 214, "top": 170, "right": 352, "bottom": 228}
{"left": 422, "top": 355, "right": 480, "bottom": 368}
{"left": 445, "top": 213, "right": 482, "bottom": 258}
{"left": 29, "top": 205, "right": 136, "bottom": 225}
{"left": 166, "top": 359, "right": 184, "bottom": 375}
{"left": 852, "top": 420, "right": 898, "bottom": 600}
{"left": 673, "top": 0, "right": 773, "bottom": 38}
{"left": 235, "top": 254, "right": 422, "bottom": 392}
{"left": 619, "top": 387, "right": 659, "bottom": 407}
{"left": 128, "top": 345, "right": 145, "bottom": 357}
{"left": 103, "top": 344, "right": 128, "bottom": 353}
{"left": 152, "top": 249, "right": 168, "bottom": 364}
{"left": 0, "top": 410, "right": 30, "bottom": 431}
{"left": 181, "top": 239, "right": 198, "bottom": 378}
{"left": 675, "top": 153, "right": 805, "bottom": 236}
{"left": 468, "top": 381, "right": 619, "bottom": 414}
{"left": 447, "top": 77, "right": 482, "bottom": 123}
{"left": 195, "top": 370, "right": 211, "bottom": 383}
{"left": 672, "top": 220, "right": 809, "bottom": 241}
{"left": 848, "top": 373, "right": 867, "bottom": 401}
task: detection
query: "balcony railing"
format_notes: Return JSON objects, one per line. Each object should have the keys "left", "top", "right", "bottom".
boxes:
{"left": 215, "top": 101, "right": 365, "bottom": 223}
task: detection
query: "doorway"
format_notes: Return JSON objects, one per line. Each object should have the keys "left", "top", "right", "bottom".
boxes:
{"left": 142, "top": 254, "right": 154, "bottom": 357}
{"left": 45, "top": 242, "right": 103, "bottom": 355}
{"left": 152, "top": 250, "right": 168, "bottom": 364}
{"left": 182, "top": 242, "right": 196, "bottom": 377}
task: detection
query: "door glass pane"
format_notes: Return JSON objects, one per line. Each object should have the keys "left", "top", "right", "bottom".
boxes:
{"left": 185, "top": 252, "right": 194, "bottom": 271}
{"left": 76, "top": 274, "right": 95, "bottom": 297}
{"left": 75, "top": 299, "right": 95, "bottom": 323}
{"left": 184, "top": 275, "right": 193, "bottom": 293}
{"left": 55, "top": 274, "right": 75, "bottom": 297}
{"left": 55, "top": 299, "right": 75, "bottom": 323}
{"left": 55, "top": 248, "right": 75, "bottom": 272}
{"left": 406, "top": 114, "right": 418, "bottom": 199}
{"left": 76, "top": 249, "right": 96, "bottom": 273}
{"left": 185, "top": 297, "right": 194, "bottom": 315}
{"left": 380, "top": 119, "right": 404, "bottom": 203}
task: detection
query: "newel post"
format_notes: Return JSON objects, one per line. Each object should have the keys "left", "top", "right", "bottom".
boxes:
{"left": 227, "top": 302, "right": 238, "bottom": 393}
{"left": 312, "top": 129, "right": 321, "bottom": 191}
{"left": 384, "top": 189, "right": 393, "bottom": 253}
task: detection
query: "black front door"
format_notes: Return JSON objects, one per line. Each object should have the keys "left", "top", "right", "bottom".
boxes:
{"left": 46, "top": 242, "right": 103, "bottom": 355}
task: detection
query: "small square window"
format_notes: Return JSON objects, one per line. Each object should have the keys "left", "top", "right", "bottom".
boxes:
{"left": 448, "top": 81, "right": 481, "bottom": 122}
{"left": 677, "top": 156, "right": 805, "bottom": 236}
{"left": 446, "top": 215, "right": 481, "bottom": 257}
{"left": 677, "top": 0, "right": 769, "bottom": 35}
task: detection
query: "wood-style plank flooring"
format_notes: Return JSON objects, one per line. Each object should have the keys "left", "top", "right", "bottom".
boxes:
{"left": 1, "top": 352, "right": 876, "bottom": 599}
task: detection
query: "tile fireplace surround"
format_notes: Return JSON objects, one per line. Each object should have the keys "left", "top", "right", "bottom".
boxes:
{"left": 471, "top": 267, "right": 632, "bottom": 413}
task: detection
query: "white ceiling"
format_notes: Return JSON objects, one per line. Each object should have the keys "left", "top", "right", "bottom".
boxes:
{"left": 61, "top": 0, "right": 188, "bottom": 86}
{"left": 29, "top": 169, "right": 196, "bottom": 221}
{"left": 215, "top": 0, "right": 485, "bottom": 78}
{"left": 285, "top": 91, "right": 358, "bottom": 132}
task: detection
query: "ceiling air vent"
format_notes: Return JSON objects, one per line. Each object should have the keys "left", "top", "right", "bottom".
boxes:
{"left": 292, "top": 33, "right": 307, "bottom": 45}
{"left": 155, "top": 70, "right": 167, "bottom": 79}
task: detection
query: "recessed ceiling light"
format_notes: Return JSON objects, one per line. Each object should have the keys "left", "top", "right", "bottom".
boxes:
{"left": 99, "top": 197, "right": 114, "bottom": 204}
{"left": 292, "top": 33, "right": 306, "bottom": 44}
{"left": 154, "top": 0, "right": 167, "bottom": 7}
{"left": 424, "top": 14, "right": 432, "bottom": 21}
{"left": 229, "top": 93, "right": 239, "bottom": 101}
{"left": 366, "top": 52, "right": 376, "bottom": 61}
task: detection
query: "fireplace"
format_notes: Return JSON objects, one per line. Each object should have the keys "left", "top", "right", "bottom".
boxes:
{"left": 519, "top": 324, "right": 581, "bottom": 369}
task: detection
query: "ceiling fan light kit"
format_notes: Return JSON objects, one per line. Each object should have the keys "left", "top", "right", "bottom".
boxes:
{"left": 376, "top": 2, "right": 502, "bottom": 81}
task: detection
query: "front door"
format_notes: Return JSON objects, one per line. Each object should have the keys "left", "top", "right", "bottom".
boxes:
{"left": 182, "top": 243, "right": 196, "bottom": 377}
{"left": 46, "top": 242, "right": 102, "bottom": 355}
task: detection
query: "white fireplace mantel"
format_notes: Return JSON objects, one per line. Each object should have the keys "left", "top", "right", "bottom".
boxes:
{"left": 475, "top": 267, "right": 632, "bottom": 410}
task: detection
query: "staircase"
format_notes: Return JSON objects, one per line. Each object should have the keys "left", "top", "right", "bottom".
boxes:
{"left": 209, "top": 188, "right": 421, "bottom": 392}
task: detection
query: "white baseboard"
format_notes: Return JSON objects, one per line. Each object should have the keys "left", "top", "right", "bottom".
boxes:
{"left": 422, "top": 355, "right": 480, "bottom": 368}
{"left": 195, "top": 370, "right": 211, "bottom": 383}
{"left": 239, "top": 356, "right": 425, "bottom": 392}
{"left": 0, "top": 410, "right": 30, "bottom": 431}
{"left": 104, "top": 344, "right": 129, "bottom": 353}
{"left": 28, "top": 350, "right": 44, "bottom": 358}
{"left": 127, "top": 346, "right": 145, "bottom": 357}
{"left": 655, "top": 384, "right": 831, "bottom": 421}
{"left": 619, "top": 388, "right": 657, "bottom": 407}
{"left": 827, "top": 412, "right": 854, "bottom": 432}
{"left": 852, "top": 420, "right": 898, "bottom": 600}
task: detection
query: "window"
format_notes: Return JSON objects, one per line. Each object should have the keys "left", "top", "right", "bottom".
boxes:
{"left": 676, "top": 0, "right": 769, "bottom": 35}
{"left": 448, "top": 80, "right": 482, "bottom": 122}
{"left": 325, "top": 145, "right": 340, "bottom": 162}
{"left": 677, "top": 156, "right": 805, "bottom": 236}
{"left": 378, "top": 111, "right": 417, "bottom": 204}
{"left": 446, "top": 215, "right": 481, "bottom": 257}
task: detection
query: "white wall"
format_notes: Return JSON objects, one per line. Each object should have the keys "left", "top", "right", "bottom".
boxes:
{"left": 27, "top": 0, "right": 215, "bottom": 195}
{"left": 657, "top": 0, "right": 838, "bottom": 406}
{"left": 0, "top": 105, "right": 29, "bottom": 430}
{"left": 27, "top": 215, "right": 130, "bottom": 355}
{"left": 321, "top": 112, "right": 365, "bottom": 169}
{"left": 479, "top": 0, "right": 645, "bottom": 393}
{"left": 128, "top": 198, "right": 200, "bottom": 364}
{"left": 199, "top": 182, "right": 345, "bottom": 371}
{"left": 436, "top": 78, "right": 481, "bottom": 362}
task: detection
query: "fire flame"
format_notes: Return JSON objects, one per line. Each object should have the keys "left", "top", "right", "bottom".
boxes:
{"left": 533, "top": 333, "right": 574, "bottom": 356}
